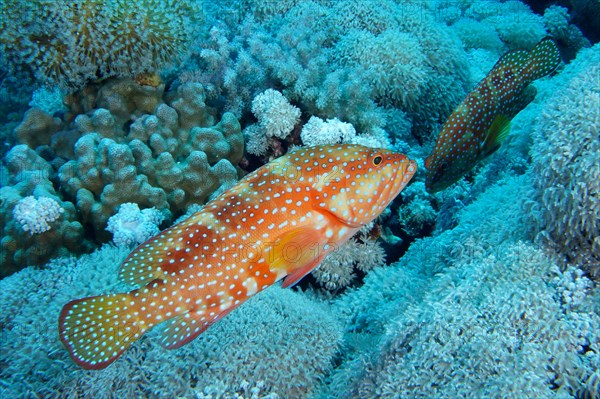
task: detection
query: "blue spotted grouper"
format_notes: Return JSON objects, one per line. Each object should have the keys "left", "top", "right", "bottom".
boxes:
{"left": 59, "top": 144, "right": 417, "bottom": 369}
{"left": 425, "top": 38, "right": 561, "bottom": 192}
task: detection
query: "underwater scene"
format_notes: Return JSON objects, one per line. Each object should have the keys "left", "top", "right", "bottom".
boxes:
{"left": 0, "top": 0, "right": 599, "bottom": 398}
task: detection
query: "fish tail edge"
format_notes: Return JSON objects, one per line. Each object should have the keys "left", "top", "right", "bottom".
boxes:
{"left": 59, "top": 292, "right": 149, "bottom": 370}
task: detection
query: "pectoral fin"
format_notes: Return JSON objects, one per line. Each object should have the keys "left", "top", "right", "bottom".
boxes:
{"left": 267, "top": 227, "right": 327, "bottom": 288}
{"left": 482, "top": 115, "right": 511, "bottom": 157}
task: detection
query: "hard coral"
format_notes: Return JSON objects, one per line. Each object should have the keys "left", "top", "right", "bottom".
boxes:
{"left": 1, "top": 145, "right": 89, "bottom": 277}
{"left": 0, "top": 0, "right": 201, "bottom": 89}
{"left": 11, "top": 77, "right": 244, "bottom": 243}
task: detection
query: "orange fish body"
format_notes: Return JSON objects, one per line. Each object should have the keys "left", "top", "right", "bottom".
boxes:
{"left": 425, "top": 38, "right": 560, "bottom": 192}
{"left": 59, "top": 144, "right": 417, "bottom": 369}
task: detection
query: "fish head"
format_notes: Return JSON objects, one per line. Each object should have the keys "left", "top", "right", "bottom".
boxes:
{"left": 425, "top": 151, "right": 465, "bottom": 193}
{"left": 425, "top": 127, "right": 480, "bottom": 193}
{"left": 294, "top": 144, "right": 417, "bottom": 227}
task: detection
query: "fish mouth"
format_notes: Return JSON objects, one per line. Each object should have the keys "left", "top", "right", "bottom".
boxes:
{"left": 383, "top": 156, "right": 417, "bottom": 204}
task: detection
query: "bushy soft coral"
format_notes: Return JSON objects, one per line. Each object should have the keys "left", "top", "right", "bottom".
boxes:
{"left": 251, "top": 89, "right": 300, "bottom": 139}
{"left": 106, "top": 203, "right": 165, "bottom": 247}
{"left": 530, "top": 44, "right": 600, "bottom": 278}
{"left": 312, "top": 234, "right": 386, "bottom": 291}
{"left": 245, "top": 89, "right": 301, "bottom": 156}
{"left": 300, "top": 116, "right": 391, "bottom": 149}
{"left": 13, "top": 195, "right": 64, "bottom": 235}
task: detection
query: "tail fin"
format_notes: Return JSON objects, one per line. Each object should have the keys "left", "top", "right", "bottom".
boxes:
{"left": 523, "top": 38, "right": 561, "bottom": 81}
{"left": 59, "top": 293, "right": 151, "bottom": 370}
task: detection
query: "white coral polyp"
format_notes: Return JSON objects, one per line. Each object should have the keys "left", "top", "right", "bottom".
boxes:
{"left": 106, "top": 203, "right": 165, "bottom": 247}
{"left": 300, "top": 116, "right": 356, "bottom": 146}
{"left": 251, "top": 89, "right": 300, "bottom": 139}
{"left": 13, "top": 196, "right": 64, "bottom": 235}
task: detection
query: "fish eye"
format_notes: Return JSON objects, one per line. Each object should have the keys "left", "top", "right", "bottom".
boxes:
{"left": 372, "top": 155, "right": 383, "bottom": 166}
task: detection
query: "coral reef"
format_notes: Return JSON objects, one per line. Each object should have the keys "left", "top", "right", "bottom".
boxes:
{"left": 25, "top": 78, "right": 242, "bottom": 236}
{"left": 0, "top": 0, "right": 202, "bottom": 89}
{"left": 0, "top": 1, "right": 599, "bottom": 397}
{"left": 317, "top": 175, "right": 600, "bottom": 399}
{"left": 0, "top": 245, "right": 342, "bottom": 398}
{"left": 530, "top": 44, "right": 600, "bottom": 278}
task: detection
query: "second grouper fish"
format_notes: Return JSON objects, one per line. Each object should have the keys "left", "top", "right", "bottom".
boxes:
{"left": 425, "top": 38, "right": 560, "bottom": 192}
{"left": 59, "top": 144, "right": 417, "bottom": 369}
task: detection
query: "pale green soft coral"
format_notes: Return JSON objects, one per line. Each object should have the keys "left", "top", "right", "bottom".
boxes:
{"left": 0, "top": 0, "right": 202, "bottom": 89}
{"left": 336, "top": 30, "right": 427, "bottom": 110}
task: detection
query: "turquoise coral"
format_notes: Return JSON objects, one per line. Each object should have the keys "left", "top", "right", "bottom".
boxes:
{"left": 530, "top": 44, "right": 600, "bottom": 278}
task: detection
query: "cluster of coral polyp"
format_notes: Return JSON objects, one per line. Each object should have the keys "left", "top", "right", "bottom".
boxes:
{"left": 1, "top": 77, "right": 244, "bottom": 274}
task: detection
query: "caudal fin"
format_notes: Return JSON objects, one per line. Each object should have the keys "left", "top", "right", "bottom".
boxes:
{"left": 59, "top": 293, "right": 150, "bottom": 370}
{"left": 523, "top": 37, "right": 561, "bottom": 81}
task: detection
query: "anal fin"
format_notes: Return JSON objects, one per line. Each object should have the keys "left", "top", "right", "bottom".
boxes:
{"left": 158, "top": 301, "right": 246, "bottom": 349}
{"left": 157, "top": 310, "right": 211, "bottom": 349}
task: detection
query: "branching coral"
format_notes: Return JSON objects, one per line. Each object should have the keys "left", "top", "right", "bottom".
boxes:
{"left": 0, "top": 0, "right": 202, "bottom": 89}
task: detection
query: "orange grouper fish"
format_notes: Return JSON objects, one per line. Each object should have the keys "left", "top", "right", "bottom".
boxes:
{"left": 59, "top": 144, "right": 417, "bottom": 369}
{"left": 425, "top": 38, "right": 560, "bottom": 192}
